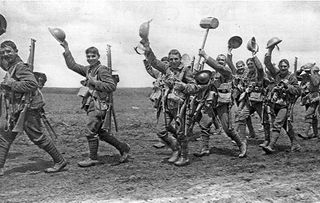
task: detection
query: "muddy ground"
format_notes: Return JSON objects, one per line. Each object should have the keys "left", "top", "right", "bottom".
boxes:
{"left": 1, "top": 88, "right": 320, "bottom": 203}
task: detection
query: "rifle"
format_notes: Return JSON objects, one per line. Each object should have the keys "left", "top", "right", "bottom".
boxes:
{"left": 102, "top": 44, "right": 118, "bottom": 132}
{"left": 27, "top": 39, "right": 36, "bottom": 71}
{"left": 294, "top": 57, "right": 298, "bottom": 74}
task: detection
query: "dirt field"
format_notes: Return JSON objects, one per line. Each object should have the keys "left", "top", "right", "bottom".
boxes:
{"left": 1, "top": 88, "right": 320, "bottom": 203}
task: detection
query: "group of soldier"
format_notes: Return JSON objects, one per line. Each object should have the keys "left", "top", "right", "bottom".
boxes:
{"left": 141, "top": 35, "right": 320, "bottom": 167}
{"left": 0, "top": 16, "right": 320, "bottom": 177}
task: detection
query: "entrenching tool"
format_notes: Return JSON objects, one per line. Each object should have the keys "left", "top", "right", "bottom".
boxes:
{"left": 194, "top": 17, "right": 219, "bottom": 71}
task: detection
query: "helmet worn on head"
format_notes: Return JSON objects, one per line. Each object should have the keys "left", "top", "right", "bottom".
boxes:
{"left": 139, "top": 19, "right": 152, "bottom": 40}
{"left": 48, "top": 27, "right": 66, "bottom": 43}
{"left": 0, "top": 14, "right": 7, "bottom": 36}
{"left": 313, "top": 66, "right": 319, "bottom": 72}
{"left": 266, "top": 37, "right": 282, "bottom": 49}
{"left": 301, "top": 63, "right": 316, "bottom": 72}
{"left": 194, "top": 70, "right": 212, "bottom": 85}
{"left": 247, "top": 37, "right": 259, "bottom": 53}
{"left": 228, "top": 36, "right": 242, "bottom": 49}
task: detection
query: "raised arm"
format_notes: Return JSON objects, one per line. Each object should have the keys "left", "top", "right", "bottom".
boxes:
{"left": 252, "top": 55, "right": 264, "bottom": 81}
{"left": 264, "top": 47, "right": 279, "bottom": 78}
{"left": 143, "top": 59, "right": 161, "bottom": 79}
{"left": 226, "top": 48, "right": 237, "bottom": 74}
{"left": 61, "top": 41, "right": 87, "bottom": 77}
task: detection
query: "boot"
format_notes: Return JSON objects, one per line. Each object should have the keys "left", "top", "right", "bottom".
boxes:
{"left": 0, "top": 168, "right": 4, "bottom": 176}
{"left": 194, "top": 135, "right": 210, "bottom": 157}
{"left": 100, "top": 133, "right": 130, "bottom": 163}
{"left": 119, "top": 143, "right": 130, "bottom": 163}
{"left": 174, "top": 142, "right": 190, "bottom": 166}
{"left": 228, "top": 131, "right": 247, "bottom": 158}
{"left": 44, "top": 160, "right": 68, "bottom": 173}
{"left": 287, "top": 128, "right": 302, "bottom": 152}
{"left": 41, "top": 140, "right": 67, "bottom": 172}
{"left": 259, "top": 125, "right": 270, "bottom": 148}
{"left": 262, "top": 131, "right": 280, "bottom": 154}
{"left": 78, "top": 137, "right": 100, "bottom": 167}
{"left": 237, "top": 125, "right": 247, "bottom": 158}
{"left": 161, "top": 134, "right": 179, "bottom": 163}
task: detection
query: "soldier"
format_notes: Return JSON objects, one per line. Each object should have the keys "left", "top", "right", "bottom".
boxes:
{"left": 141, "top": 39, "right": 201, "bottom": 166}
{"left": 143, "top": 56, "right": 169, "bottom": 148}
{"left": 0, "top": 40, "right": 67, "bottom": 176}
{"left": 296, "top": 63, "right": 320, "bottom": 140}
{"left": 233, "top": 51, "right": 271, "bottom": 151}
{"left": 227, "top": 48, "right": 257, "bottom": 139}
{"left": 198, "top": 49, "right": 247, "bottom": 158}
{"left": 60, "top": 40, "right": 130, "bottom": 167}
{"left": 262, "top": 39, "right": 301, "bottom": 154}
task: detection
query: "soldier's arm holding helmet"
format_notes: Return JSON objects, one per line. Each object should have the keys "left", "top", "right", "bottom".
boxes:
{"left": 60, "top": 40, "right": 87, "bottom": 77}
{"left": 252, "top": 56, "right": 264, "bottom": 82}
{"left": 140, "top": 39, "right": 168, "bottom": 75}
{"left": 226, "top": 47, "right": 237, "bottom": 75}
{"left": 264, "top": 46, "right": 279, "bottom": 79}
{"left": 198, "top": 49, "right": 232, "bottom": 79}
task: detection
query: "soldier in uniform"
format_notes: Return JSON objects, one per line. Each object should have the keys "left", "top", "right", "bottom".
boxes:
{"left": 60, "top": 40, "right": 130, "bottom": 167}
{"left": 143, "top": 57, "right": 169, "bottom": 148}
{"left": 296, "top": 63, "right": 320, "bottom": 140}
{"left": 232, "top": 51, "right": 271, "bottom": 151}
{"left": 0, "top": 40, "right": 67, "bottom": 176}
{"left": 227, "top": 48, "right": 257, "bottom": 139}
{"left": 262, "top": 41, "right": 301, "bottom": 154}
{"left": 198, "top": 49, "right": 247, "bottom": 158}
{"left": 141, "top": 39, "right": 201, "bottom": 166}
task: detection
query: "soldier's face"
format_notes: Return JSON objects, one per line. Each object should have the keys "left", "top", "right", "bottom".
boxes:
{"left": 169, "top": 54, "right": 181, "bottom": 68}
{"left": 279, "top": 62, "right": 289, "bottom": 73}
{"left": 0, "top": 46, "right": 17, "bottom": 64}
{"left": 86, "top": 53, "right": 99, "bottom": 65}
{"left": 217, "top": 56, "right": 226, "bottom": 66}
{"left": 247, "top": 60, "right": 255, "bottom": 71}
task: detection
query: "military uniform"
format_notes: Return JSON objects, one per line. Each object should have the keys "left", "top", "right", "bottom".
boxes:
{"left": 296, "top": 64, "right": 320, "bottom": 139}
{"left": 233, "top": 56, "right": 271, "bottom": 149}
{"left": 198, "top": 54, "right": 247, "bottom": 158}
{"left": 262, "top": 54, "right": 301, "bottom": 153}
{"left": 0, "top": 53, "right": 66, "bottom": 175}
{"left": 144, "top": 48, "right": 200, "bottom": 166}
{"left": 63, "top": 50, "right": 130, "bottom": 166}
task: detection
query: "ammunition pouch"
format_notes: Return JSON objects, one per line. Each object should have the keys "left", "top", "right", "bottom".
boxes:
{"left": 249, "top": 91, "right": 263, "bottom": 102}
{"left": 167, "top": 89, "right": 185, "bottom": 109}
{"left": 217, "top": 83, "right": 232, "bottom": 104}
{"left": 149, "top": 88, "right": 162, "bottom": 103}
{"left": 93, "top": 98, "right": 110, "bottom": 111}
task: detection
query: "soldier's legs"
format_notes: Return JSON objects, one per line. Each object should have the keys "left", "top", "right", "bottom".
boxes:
{"left": 254, "top": 102, "right": 271, "bottom": 147}
{"left": 0, "top": 121, "right": 18, "bottom": 176}
{"left": 262, "top": 107, "right": 287, "bottom": 154}
{"left": 216, "top": 104, "right": 247, "bottom": 158}
{"left": 194, "top": 110, "right": 213, "bottom": 157}
{"left": 24, "top": 109, "right": 67, "bottom": 173}
{"left": 303, "top": 102, "right": 319, "bottom": 139}
{"left": 157, "top": 111, "right": 179, "bottom": 163}
{"left": 246, "top": 114, "right": 256, "bottom": 138}
{"left": 235, "top": 103, "right": 250, "bottom": 146}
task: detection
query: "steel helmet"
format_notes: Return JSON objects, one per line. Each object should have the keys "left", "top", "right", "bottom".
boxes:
{"left": 247, "top": 37, "right": 259, "bottom": 53}
{"left": 0, "top": 14, "right": 7, "bottom": 36}
{"left": 139, "top": 19, "right": 152, "bottom": 40}
{"left": 313, "top": 66, "right": 319, "bottom": 72}
{"left": 266, "top": 37, "right": 282, "bottom": 49}
{"left": 228, "top": 36, "right": 242, "bottom": 49}
{"left": 48, "top": 27, "right": 66, "bottom": 43}
{"left": 301, "top": 63, "right": 316, "bottom": 72}
{"left": 194, "top": 70, "right": 212, "bottom": 85}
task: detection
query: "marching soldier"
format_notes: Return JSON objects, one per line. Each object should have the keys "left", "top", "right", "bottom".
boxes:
{"left": 296, "top": 63, "right": 320, "bottom": 140}
{"left": 141, "top": 39, "right": 201, "bottom": 166}
{"left": 143, "top": 57, "right": 168, "bottom": 148}
{"left": 227, "top": 48, "right": 257, "bottom": 139}
{"left": 0, "top": 40, "right": 67, "bottom": 175}
{"left": 198, "top": 49, "right": 247, "bottom": 158}
{"left": 60, "top": 40, "right": 130, "bottom": 167}
{"left": 262, "top": 38, "right": 301, "bottom": 154}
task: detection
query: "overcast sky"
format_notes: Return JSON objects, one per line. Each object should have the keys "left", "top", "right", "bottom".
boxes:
{"left": 1, "top": 0, "right": 320, "bottom": 87}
